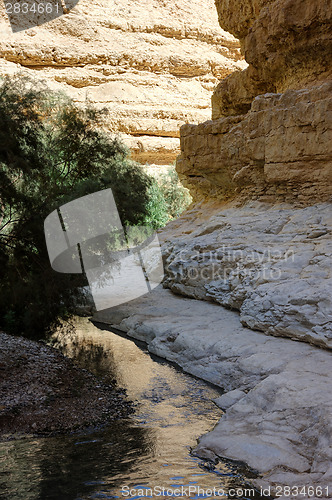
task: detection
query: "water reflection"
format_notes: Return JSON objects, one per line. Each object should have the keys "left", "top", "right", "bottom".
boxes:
{"left": 0, "top": 318, "right": 266, "bottom": 500}
{"left": 0, "top": 421, "right": 151, "bottom": 500}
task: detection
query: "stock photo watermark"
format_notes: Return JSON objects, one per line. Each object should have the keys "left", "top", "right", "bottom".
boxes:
{"left": 44, "top": 188, "right": 164, "bottom": 311}
{"left": 167, "top": 246, "right": 295, "bottom": 283}
{"left": 121, "top": 485, "right": 255, "bottom": 498}
{"left": 120, "top": 484, "right": 330, "bottom": 498}
{"left": 4, "top": 0, "right": 78, "bottom": 32}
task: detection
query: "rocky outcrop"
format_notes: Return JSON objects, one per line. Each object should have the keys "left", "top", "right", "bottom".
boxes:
{"left": 212, "top": 0, "right": 332, "bottom": 118}
{"left": 177, "top": 0, "right": 332, "bottom": 202}
{"left": 93, "top": 287, "right": 332, "bottom": 494}
{"left": 178, "top": 83, "right": 332, "bottom": 202}
{"left": 171, "top": 0, "right": 332, "bottom": 347}
{"left": 162, "top": 202, "right": 332, "bottom": 350}
{"left": 0, "top": 0, "right": 245, "bottom": 164}
{"left": 165, "top": 0, "right": 332, "bottom": 489}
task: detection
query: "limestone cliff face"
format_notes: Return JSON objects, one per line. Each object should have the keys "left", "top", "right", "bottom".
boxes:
{"left": 167, "top": 0, "right": 332, "bottom": 350}
{"left": 178, "top": 83, "right": 332, "bottom": 202}
{"left": 0, "top": 0, "right": 245, "bottom": 164}
{"left": 213, "top": 0, "right": 332, "bottom": 115}
{"left": 177, "top": 0, "right": 332, "bottom": 202}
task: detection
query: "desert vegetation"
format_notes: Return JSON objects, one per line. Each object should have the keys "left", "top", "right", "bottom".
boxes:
{"left": 0, "top": 77, "right": 190, "bottom": 338}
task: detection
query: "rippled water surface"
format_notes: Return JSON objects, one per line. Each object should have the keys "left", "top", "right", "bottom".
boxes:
{"left": 0, "top": 318, "right": 264, "bottom": 500}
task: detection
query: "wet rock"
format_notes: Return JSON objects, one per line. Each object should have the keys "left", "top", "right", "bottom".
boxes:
{"left": 214, "top": 389, "right": 246, "bottom": 410}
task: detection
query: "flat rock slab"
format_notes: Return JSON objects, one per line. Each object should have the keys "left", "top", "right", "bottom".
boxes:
{"left": 162, "top": 202, "right": 332, "bottom": 350}
{"left": 94, "top": 287, "right": 332, "bottom": 495}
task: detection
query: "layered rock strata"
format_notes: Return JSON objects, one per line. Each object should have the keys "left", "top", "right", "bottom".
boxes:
{"left": 0, "top": 0, "right": 245, "bottom": 164}
{"left": 177, "top": 0, "right": 332, "bottom": 202}
{"left": 212, "top": 0, "right": 332, "bottom": 117}
{"left": 178, "top": 83, "right": 332, "bottom": 202}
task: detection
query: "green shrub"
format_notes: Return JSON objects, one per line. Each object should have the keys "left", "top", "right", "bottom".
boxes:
{"left": 158, "top": 167, "right": 192, "bottom": 220}
{"left": 145, "top": 167, "right": 192, "bottom": 228}
{"left": 0, "top": 76, "right": 155, "bottom": 338}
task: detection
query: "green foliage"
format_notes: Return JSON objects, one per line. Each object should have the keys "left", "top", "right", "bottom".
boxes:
{"left": 158, "top": 167, "right": 192, "bottom": 219}
{"left": 145, "top": 167, "right": 192, "bottom": 228}
{"left": 0, "top": 76, "right": 154, "bottom": 338}
{"left": 144, "top": 180, "right": 170, "bottom": 229}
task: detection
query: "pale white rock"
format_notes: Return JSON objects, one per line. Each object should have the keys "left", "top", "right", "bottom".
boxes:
{"left": 213, "top": 389, "right": 246, "bottom": 409}
{"left": 93, "top": 286, "right": 332, "bottom": 493}
{"left": 162, "top": 201, "right": 332, "bottom": 349}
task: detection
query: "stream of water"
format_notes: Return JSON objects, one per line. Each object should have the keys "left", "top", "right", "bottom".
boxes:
{"left": 0, "top": 318, "right": 266, "bottom": 500}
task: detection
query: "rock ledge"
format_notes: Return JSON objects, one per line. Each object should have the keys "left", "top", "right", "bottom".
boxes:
{"left": 93, "top": 287, "right": 332, "bottom": 495}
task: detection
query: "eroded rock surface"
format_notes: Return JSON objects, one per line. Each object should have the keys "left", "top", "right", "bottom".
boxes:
{"left": 177, "top": 0, "right": 332, "bottom": 202}
{"left": 93, "top": 287, "right": 332, "bottom": 494}
{"left": 162, "top": 202, "right": 332, "bottom": 349}
{"left": 92, "top": 197, "right": 331, "bottom": 491}
{"left": 178, "top": 83, "right": 332, "bottom": 201}
{"left": 0, "top": 0, "right": 245, "bottom": 164}
{"left": 212, "top": 0, "right": 332, "bottom": 118}
{"left": 171, "top": 5, "right": 332, "bottom": 486}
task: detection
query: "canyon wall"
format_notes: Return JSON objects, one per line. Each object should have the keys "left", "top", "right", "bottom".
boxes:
{"left": 0, "top": 0, "right": 245, "bottom": 165}
{"left": 168, "top": 0, "right": 332, "bottom": 350}
{"left": 177, "top": 0, "right": 332, "bottom": 202}
{"left": 153, "top": 3, "right": 332, "bottom": 487}
{"left": 1, "top": 0, "right": 330, "bottom": 490}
